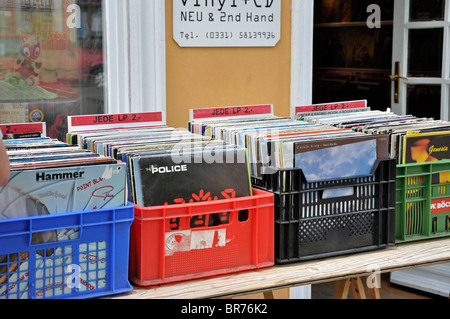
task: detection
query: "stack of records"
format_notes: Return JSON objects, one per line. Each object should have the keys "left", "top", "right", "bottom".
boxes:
{"left": 1, "top": 138, "right": 127, "bottom": 221}
{"left": 72, "top": 126, "right": 253, "bottom": 207}
{"left": 0, "top": 137, "right": 130, "bottom": 297}
{"left": 1, "top": 138, "right": 128, "bottom": 259}
{"left": 189, "top": 114, "right": 284, "bottom": 137}
{"left": 3, "top": 137, "right": 69, "bottom": 151}
{"left": 189, "top": 114, "right": 389, "bottom": 183}
{"left": 299, "top": 108, "right": 450, "bottom": 166}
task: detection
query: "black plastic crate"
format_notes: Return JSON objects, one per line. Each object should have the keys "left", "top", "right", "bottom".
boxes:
{"left": 252, "top": 159, "right": 397, "bottom": 264}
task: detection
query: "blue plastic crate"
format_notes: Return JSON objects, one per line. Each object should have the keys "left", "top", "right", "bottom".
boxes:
{"left": 0, "top": 203, "right": 134, "bottom": 299}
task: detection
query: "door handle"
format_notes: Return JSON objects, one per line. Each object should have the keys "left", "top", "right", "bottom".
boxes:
{"left": 389, "top": 74, "right": 408, "bottom": 81}
{"left": 390, "top": 62, "right": 407, "bottom": 104}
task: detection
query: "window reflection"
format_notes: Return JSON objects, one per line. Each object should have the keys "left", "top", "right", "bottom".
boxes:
{"left": 0, "top": 0, "right": 105, "bottom": 141}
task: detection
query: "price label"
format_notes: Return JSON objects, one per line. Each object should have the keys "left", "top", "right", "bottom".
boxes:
{"left": 0, "top": 123, "right": 46, "bottom": 136}
{"left": 68, "top": 112, "right": 165, "bottom": 132}
{"left": 295, "top": 100, "right": 367, "bottom": 115}
{"left": 190, "top": 104, "right": 273, "bottom": 121}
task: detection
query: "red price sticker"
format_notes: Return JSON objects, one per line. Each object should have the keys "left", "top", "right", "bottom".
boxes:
{"left": 0, "top": 123, "right": 46, "bottom": 135}
{"left": 191, "top": 105, "right": 273, "bottom": 120}
{"left": 68, "top": 112, "right": 165, "bottom": 132}
{"left": 295, "top": 100, "right": 367, "bottom": 114}
{"left": 70, "top": 113, "right": 163, "bottom": 127}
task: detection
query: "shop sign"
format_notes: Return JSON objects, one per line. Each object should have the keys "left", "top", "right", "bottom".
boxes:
{"left": 173, "top": 0, "right": 281, "bottom": 47}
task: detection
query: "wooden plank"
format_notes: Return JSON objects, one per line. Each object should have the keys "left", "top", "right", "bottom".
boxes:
{"left": 367, "top": 286, "right": 381, "bottom": 299}
{"left": 109, "top": 238, "right": 450, "bottom": 299}
{"left": 333, "top": 279, "right": 351, "bottom": 299}
{"left": 334, "top": 276, "right": 380, "bottom": 299}
{"left": 350, "top": 278, "right": 367, "bottom": 299}
{"left": 232, "top": 288, "right": 290, "bottom": 300}
{"left": 367, "top": 275, "right": 381, "bottom": 299}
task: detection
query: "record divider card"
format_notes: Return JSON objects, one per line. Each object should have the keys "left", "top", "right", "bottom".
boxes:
{"left": 189, "top": 104, "right": 274, "bottom": 123}
{"left": 293, "top": 100, "right": 368, "bottom": 119}
{"left": 0, "top": 123, "right": 47, "bottom": 137}
{"left": 68, "top": 112, "right": 166, "bottom": 133}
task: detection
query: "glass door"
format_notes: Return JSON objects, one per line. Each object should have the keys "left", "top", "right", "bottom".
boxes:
{"left": 312, "top": 0, "right": 394, "bottom": 111}
{"left": 392, "top": 0, "right": 450, "bottom": 120}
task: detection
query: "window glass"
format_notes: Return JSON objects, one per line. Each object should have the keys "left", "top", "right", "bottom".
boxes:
{"left": 314, "top": 0, "right": 393, "bottom": 23}
{"left": 0, "top": 0, "right": 105, "bottom": 141}
{"left": 410, "top": 0, "right": 445, "bottom": 22}
{"left": 313, "top": 0, "right": 394, "bottom": 111}
{"left": 407, "top": 84, "right": 441, "bottom": 120}
{"left": 408, "top": 28, "right": 443, "bottom": 78}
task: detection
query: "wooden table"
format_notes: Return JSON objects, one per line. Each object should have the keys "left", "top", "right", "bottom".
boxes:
{"left": 110, "top": 237, "right": 450, "bottom": 299}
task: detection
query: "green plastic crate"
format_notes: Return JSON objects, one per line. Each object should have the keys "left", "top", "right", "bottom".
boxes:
{"left": 396, "top": 159, "right": 450, "bottom": 243}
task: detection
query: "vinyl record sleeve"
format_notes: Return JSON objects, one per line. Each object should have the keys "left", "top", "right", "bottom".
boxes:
{"left": 132, "top": 147, "right": 252, "bottom": 207}
{"left": 10, "top": 156, "right": 116, "bottom": 170}
{"left": 403, "top": 131, "right": 450, "bottom": 164}
{"left": 294, "top": 135, "right": 389, "bottom": 182}
{"left": 122, "top": 140, "right": 225, "bottom": 203}
{"left": 0, "top": 163, "right": 127, "bottom": 220}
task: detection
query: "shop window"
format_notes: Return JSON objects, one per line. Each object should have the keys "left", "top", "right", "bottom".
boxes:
{"left": 407, "top": 84, "right": 441, "bottom": 120}
{"left": 0, "top": 0, "right": 105, "bottom": 141}
{"left": 312, "top": 0, "right": 394, "bottom": 111}
{"left": 409, "top": 0, "right": 445, "bottom": 22}
{"left": 408, "top": 28, "right": 444, "bottom": 78}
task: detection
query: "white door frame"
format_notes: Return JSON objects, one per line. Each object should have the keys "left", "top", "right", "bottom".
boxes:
{"left": 291, "top": 0, "right": 314, "bottom": 118}
{"left": 391, "top": 0, "right": 450, "bottom": 296}
{"left": 289, "top": 0, "right": 314, "bottom": 299}
{"left": 392, "top": 0, "right": 450, "bottom": 120}
{"left": 104, "top": 0, "right": 167, "bottom": 122}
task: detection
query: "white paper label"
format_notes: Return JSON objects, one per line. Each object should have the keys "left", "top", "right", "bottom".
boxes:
{"left": 173, "top": 0, "right": 281, "bottom": 47}
{"left": 165, "top": 229, "right": 228, "bottom": 256}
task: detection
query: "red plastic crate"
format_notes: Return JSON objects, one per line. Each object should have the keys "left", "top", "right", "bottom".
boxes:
{"left": 129, "top": 188, "right": 274, "bottom": 286}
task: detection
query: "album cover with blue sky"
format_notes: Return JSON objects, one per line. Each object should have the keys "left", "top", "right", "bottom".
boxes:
{"left": 294, "top": 136, "right": 387, "bottom": 182}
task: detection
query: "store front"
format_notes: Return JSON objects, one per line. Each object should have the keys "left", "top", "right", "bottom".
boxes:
{"left": 314, "top": 0, "right": 450, "bottom": 121}
{"left": 0, "top": 0, "right": 312, "bottom": 136}
{"left": 1, "top": 0, "right": 449, "bottom": 137}
{"left": 1, "top": 0, "right": 449, "bottom": 301}
{"left": 0, "top": 0, "right": 167, "bottom": 140}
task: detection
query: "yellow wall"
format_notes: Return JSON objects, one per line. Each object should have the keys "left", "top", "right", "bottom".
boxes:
{"left": 165, "top": 0, "right": 292, "bottom": 128}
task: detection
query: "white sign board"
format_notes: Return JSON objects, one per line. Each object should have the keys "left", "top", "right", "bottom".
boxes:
{"left": 173, "top": 0, "right": 281, "bottom": 47}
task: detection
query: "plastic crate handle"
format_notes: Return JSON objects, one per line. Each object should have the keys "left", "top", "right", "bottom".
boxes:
{"left": 29, "top": 214, "right": 83, "bottom": 246}
{"left": 321, "top": 187, "right": 355, "bottom": 200}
